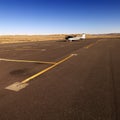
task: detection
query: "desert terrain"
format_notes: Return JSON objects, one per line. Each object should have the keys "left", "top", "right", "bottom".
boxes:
{"left": 0, "top": 33, "right": 120, "bottom": 44}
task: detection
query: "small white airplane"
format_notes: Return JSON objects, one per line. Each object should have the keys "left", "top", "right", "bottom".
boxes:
{"left": 66, "top": 33, "right": 86, "bottom": 42}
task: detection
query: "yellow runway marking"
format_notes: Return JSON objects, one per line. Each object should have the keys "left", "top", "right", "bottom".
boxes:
{"left": 15, "top": 48, "right": 40, "bottom": 51}
{"left": 84, "top": 40, "right": 102, "bottom": 49}
{"left": 5, "top": 54, "right": 76, "bottom": 92}
{"left": 21, "top": 54, "right": 76, "bottom": 84}
{"left": 84, "top": 43, "right": 95, "bottom": 49}
{"left": 0, "top": 58, "right": 55, "bottom": 64}
{"left": 15, "top": 48, "right": 47, "bottom": 51}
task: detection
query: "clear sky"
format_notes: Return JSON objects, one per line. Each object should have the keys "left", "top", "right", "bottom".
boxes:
{"left": 0, "top": 0, "right": 120, "bottom": 35}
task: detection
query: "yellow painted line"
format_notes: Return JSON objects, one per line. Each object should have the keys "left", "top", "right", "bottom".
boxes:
{"left": 21, "top": 54, "right": 76, "bottom": 84}
{"left": 0, "top": 58, "right": 55, "bottom": 64}
{"left": 84, "top": 43, "right": 95, "bottom": 49}
{"left": 15, "top": 48, "right": 38, "bottom": 51}
{"left": 84, "top": 40, "right": 102, "bottom": 49}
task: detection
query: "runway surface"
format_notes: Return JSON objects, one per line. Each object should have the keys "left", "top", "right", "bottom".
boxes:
{"left": 0, "top": 38, "right": 120, "bottom": 120}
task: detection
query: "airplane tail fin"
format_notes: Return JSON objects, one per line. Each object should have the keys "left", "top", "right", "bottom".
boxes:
{"left": 81, "top": 33, "right": 86, "bottom": 39}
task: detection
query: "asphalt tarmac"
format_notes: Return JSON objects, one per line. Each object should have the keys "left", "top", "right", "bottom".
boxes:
{"left": 0, "top": 38, "right": 120, "bottom": 120}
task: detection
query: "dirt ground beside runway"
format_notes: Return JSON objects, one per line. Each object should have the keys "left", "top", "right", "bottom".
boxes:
{"left": 0, "top": 34, "right": 120, "bottom": 44}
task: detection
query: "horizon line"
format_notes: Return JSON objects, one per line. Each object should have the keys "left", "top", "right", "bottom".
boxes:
{"left": 0, "top": 32, "right": 120, "bottom": 36}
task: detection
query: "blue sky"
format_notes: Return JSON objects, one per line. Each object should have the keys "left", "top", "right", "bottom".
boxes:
{"left": 0, "top": 0, "right": 120, "bottom": 35}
